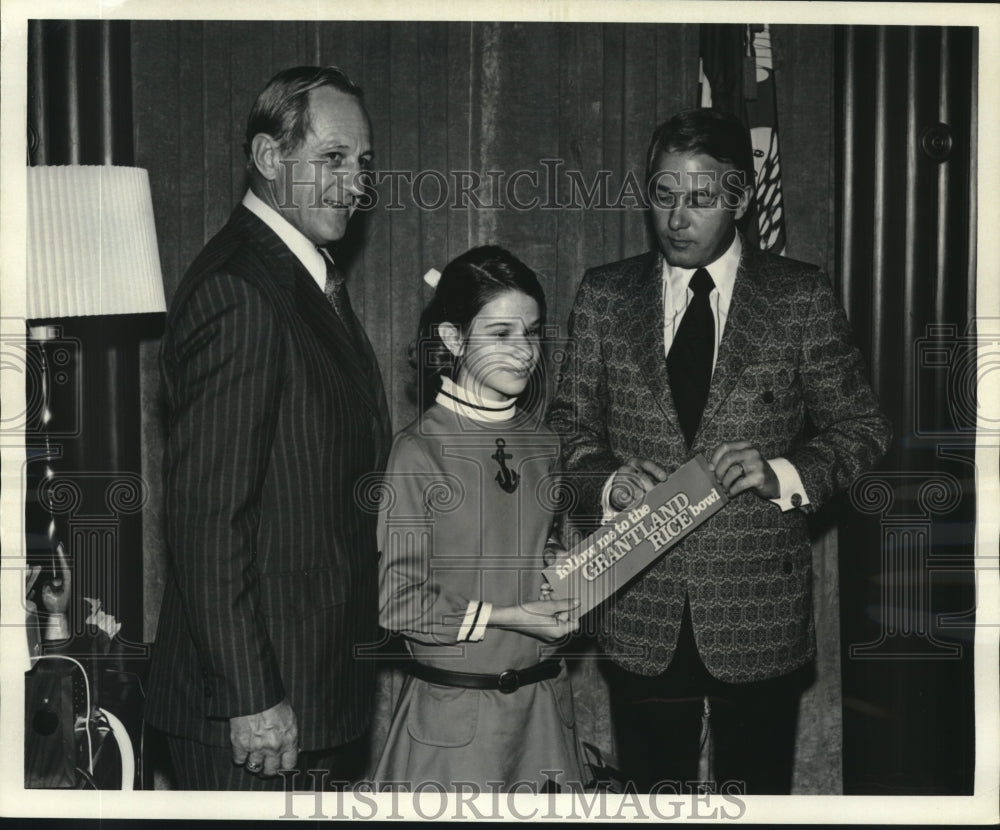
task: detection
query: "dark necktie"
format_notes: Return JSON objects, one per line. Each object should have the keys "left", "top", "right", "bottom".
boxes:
{"left": 667, "top": 268, "right": 715, "bottom": 447}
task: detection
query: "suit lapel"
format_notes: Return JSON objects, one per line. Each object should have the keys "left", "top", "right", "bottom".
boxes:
{"left": 231, "top": 206, "right": 383, "bottom": 420}
{"left": 294, "top": 269, "right": 382, "bottom": 418}
{"left": 362, "top": 336, "right": 392, "bottom": 467}
{"left": 623, "top": 253, "right": 686, "bottom": 443}
{"left": 697, "top": 245, "right": 769, "bottom": 438}
{"left": 333, "top": 285, "right": 393, "bottom": 463}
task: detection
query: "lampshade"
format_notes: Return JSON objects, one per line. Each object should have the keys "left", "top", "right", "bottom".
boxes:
{"left": 27, "top": 165, "right": 166, "bottom": 319}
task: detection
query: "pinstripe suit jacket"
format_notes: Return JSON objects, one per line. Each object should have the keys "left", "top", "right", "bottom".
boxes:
{"left": 546, "top": 242, "right": 891, "bottom": 682}
{"left": 146, "top": 205, "right": 391, "bottom": 749}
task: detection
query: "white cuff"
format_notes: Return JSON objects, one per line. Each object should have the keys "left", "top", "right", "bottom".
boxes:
{"left": 470, "top": 603, "right": 491, "bottom": 641}
{"left": 457, "top": 601, "right": 492, "bottom": 642}
{"left": 599, "top": 473, "right": 618, "bottom": 524}
{"left": 768, "top": 457, "right": 811, "bottom": 512}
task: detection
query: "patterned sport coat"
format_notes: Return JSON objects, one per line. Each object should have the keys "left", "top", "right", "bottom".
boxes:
{"left": 145, "top": 205, "right": 391, "bottom": 748}
{"left": 546, "top": 241, "right": 891, "bottom": 682}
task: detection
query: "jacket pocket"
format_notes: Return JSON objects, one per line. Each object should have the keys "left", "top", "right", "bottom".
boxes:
{"left": 406, "top": 682, "right": 480, "bottom": 747}
{"left": 737, "top": 360, "right": 799, "bottom": 404}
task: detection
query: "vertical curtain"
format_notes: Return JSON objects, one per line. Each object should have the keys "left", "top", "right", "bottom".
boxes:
{"left": 28, "top": 20, "right": 133, "bottom": 166}
{"left": 835, "top": 25, "right": 976, "bottom": 795}
{"left": 26, "top": 19, "right": 146, "bottom": 644}
{"left": 700, "top": 22, "right": 841, "bottom": 793}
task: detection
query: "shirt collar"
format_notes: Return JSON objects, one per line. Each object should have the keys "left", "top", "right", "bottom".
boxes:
{"left": 435, "top": 376, "right": 517, "bottom": 423}
{"left": 661, "top": 231, "right": 742, "bottom": 307}
{"left": 242, "top": 189, "right": 327, "bottom": 292}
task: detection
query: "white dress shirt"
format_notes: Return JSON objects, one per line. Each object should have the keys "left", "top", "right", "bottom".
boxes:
{"left": 661, "top": 229, "right": 742, "bottom": 364}
{"left": 242, "top": 189, "right": 327, "bottom": 292}
{"left": 600, "top": 232, "right": 810, "bottom": 520}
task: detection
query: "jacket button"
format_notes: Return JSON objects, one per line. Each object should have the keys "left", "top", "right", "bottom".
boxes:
{"left": 762, "top": 390, "right": 775, "bottom": 404}
{"left": 791, "top": 492, "right": 802, "bottom": 507}
{"left": 782, "top": 560, "right": 794, "bottom": 574}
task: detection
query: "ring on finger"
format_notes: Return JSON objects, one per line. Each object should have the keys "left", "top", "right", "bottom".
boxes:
{"left": 736, "top": 462, "right": 745, "bottom": 477}
{"left": 246, "top": 760, "right": 262, "bottom": 772}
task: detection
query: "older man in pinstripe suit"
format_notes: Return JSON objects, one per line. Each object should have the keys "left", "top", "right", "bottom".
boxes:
{"left": 146, "top": 66, "right": 391, "bottom": 790}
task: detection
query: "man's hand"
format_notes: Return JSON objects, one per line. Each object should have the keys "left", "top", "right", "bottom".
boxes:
{"left": 39, "top": 542, "right": 71, "bottom": 615}
{"left": 491, "top": 599, "right": 581, "bottom": 642}
{"left": 39, "top": 543, "right": 72, "bottom": 641}
{"left": 709, "top": 441, "right": 779, "bottom": 499}
{"left": 230, "top": 698, "right": 299, "bottom": 777}
{"left": 609, "top": 457, "right": 669, "bottom": 511}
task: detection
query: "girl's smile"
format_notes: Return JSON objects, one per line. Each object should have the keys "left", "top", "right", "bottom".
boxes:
{"left": 447, "top": 290, "right": 542, "bottom": 403}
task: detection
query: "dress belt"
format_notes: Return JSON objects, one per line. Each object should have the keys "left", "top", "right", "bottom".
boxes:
{"left": 405, "top": 658, "right": 562, "bottom": 694}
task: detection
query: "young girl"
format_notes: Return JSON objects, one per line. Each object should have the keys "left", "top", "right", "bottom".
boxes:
{"left": 373, "top": 245, "right": 586, "bottom": 792}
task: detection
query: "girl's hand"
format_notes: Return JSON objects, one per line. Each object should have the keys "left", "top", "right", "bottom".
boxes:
{"left": 491, "top": 598, "right": 581, "bottom": 642}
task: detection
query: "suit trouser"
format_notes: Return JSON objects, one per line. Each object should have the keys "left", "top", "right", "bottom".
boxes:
{"left": 606, "top": 600, "right": 806, "bottom": 794}
{"left": 165, "top": 733, "right": 367, "bottom": 791}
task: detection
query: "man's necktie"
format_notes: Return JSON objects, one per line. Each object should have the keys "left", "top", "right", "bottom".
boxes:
{"left": 667, "top": 268, "right": 715, "bottom": 447}
{"left": 323, "top": 255, "right": 352, "bottom": 325}
{"left": 323, "top": 251, "right": 378, "bottom": 382}
{"left": 321, "top": 253, "right": 385, "bottom": 463}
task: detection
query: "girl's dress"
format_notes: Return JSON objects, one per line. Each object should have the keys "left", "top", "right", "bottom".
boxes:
{"left": 373, "top": 378, "right": 586, "bottom": 791}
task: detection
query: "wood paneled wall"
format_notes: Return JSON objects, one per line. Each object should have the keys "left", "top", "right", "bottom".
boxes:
{"left": 133, "top": 21, "right": 839, "bottom": 425}
{"left": 133, "top": 20, "right": 839, "bottom": 790}
{"left": 134, "top": 21, "right": 708, "bottom": 643}
{"left": 133, "top": 21, "right": 705, "bottom": 430}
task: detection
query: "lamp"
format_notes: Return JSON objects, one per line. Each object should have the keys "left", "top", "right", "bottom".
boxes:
{"left": 22, "top": 165, "right": 165, "bottom": 787}
{"left": 27, "top": 165, "right": 166, "bottom": 320}
{"left": 24, "top": 164, "right": 166, "bottom": 658}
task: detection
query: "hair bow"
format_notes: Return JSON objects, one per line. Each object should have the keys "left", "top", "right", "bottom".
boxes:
{"left": 423, "top": 268, "right": 442, "bottom": 289}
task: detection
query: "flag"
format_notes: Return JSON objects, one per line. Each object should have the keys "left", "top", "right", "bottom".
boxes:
{"left": 700, "top": 24, "right": 787, "bottom": 255}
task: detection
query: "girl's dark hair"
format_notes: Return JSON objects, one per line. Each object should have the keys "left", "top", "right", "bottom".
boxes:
{"left": 414, "top": 245, "right": 547, "bottom": 412}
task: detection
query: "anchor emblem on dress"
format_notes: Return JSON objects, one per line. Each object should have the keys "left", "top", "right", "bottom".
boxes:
{"left": 492, "top": 438, "right": 519, "bottom": 493}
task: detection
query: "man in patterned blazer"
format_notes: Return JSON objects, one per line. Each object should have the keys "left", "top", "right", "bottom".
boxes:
{"left": 547, "top": 108, "right": 890, "bottom": 793}
{"left": 146, "top": 66, "right": 391, "bottom": 790}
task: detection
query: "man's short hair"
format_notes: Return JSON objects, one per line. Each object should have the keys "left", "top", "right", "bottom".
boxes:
{"left": 243, "top": 65, "right": 363, "bottom": 160}
{"left": 645, "top": 108, "right": 755, "bottom": 190}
